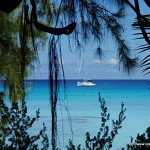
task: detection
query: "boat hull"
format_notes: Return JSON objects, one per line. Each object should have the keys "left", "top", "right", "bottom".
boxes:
{"left": 77, "top": 81, "right": 96, "bottom": 87}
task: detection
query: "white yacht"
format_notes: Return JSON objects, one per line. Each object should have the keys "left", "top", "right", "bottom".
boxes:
{"left": 77, "top": 80, "right": 96, "bottom": 87}
{"left": 77, "top": 51, "right": 96, "bottom": 87}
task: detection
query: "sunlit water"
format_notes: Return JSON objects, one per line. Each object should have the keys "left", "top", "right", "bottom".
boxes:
{"left": 2, "top": 80, "right": 150, "bottom": 149}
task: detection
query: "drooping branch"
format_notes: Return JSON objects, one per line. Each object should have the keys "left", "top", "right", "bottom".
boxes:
{"left": 33, "top": 21, "right": 76, "bottom": 35}
{"left": 30, "top": 0, "right": 76, "bottom": 35}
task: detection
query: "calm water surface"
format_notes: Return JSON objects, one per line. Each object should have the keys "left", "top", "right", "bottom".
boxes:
{"left": 4, "top": 80, "right": 150, "bottom": 149}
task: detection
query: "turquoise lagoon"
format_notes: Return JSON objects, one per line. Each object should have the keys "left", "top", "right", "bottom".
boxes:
{"left": 4, "top": 80, "right": 150, "bottom": 149}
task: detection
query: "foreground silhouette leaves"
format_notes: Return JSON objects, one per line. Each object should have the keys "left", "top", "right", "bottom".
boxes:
{"left": 0, "top": 92, "right": 49, "bottom": 150}
{"left": 127, "top": 127, "right": 150, "bottom": 150}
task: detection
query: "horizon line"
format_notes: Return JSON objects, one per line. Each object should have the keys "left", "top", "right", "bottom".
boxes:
{"left": 26, "top": 78, "right": 150, "bottom": 80}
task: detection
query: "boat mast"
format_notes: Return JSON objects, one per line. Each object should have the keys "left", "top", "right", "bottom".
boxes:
{"left": 77, "top": 50, "right": 86, "bottom": 81}
{"left": 77, "top": 52, "right": 83, "bottom": 81}
{"left": 83, "top": 50, "right": 86, "bottom": 81}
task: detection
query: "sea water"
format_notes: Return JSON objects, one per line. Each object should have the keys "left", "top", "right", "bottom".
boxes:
{"left": 3, "top": 80, "right": 150, "bottom": 149}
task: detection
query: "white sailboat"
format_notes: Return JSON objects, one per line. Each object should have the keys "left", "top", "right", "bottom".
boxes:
{"left": 77, "top": 52, "right": 96, "bottom": 87}
{"left": 77, "top": 80, "right": 96, "bottom": 87}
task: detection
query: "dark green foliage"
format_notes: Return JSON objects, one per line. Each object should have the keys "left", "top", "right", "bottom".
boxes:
{"left": 66, "top": 92, "right": 126, "bottom": 150}
{"left": 0, "top": 5, "right": 48, "bottom": 102}
{"left": 0, "top": 92, "right": 49, "bottom": 150}
{"left": 127, "top": 127, "right": 150, "bottom": 150}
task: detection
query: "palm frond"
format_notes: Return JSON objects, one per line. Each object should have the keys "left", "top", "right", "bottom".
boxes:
{"left": 132, "top": 14, "right": 150, "bottom": 74}
{"left": 137, "top": 45, "right": 150, "bottom": 54}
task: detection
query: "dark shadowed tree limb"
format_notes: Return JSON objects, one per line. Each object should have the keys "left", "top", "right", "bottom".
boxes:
{"left": 0, "top": 0, "right": 76, "bottom": 35}
{"left": 0, "top": 0, "right": 22, "bottom": 13}
{"left": 144, "top": 0, "right": 150, "bottom": 8}
{"left": 33, "top": 21, "right": 76, "bottom": 35}
{"left": 30, "top": 0, "right": 76, "bottom": 35}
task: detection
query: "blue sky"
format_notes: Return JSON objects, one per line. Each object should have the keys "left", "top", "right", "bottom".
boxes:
{"left": 31, "top": 1, "right": 150, "bottom": 80}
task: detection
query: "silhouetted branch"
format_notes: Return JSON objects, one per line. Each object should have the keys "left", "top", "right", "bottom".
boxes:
{"left": 144, "top": 0, "right": 150, "bottom": 8}
{"left": 0, "top": 0, "right": 22, "bottom": 13}
{"left": 33, "top": 21, "right": 76, "bottom": 35}
{"left": 30, "top": 0, "right": 76, "bottom": 35}
{"left": 0, "top": 0, "right": 76, "bottom": 35}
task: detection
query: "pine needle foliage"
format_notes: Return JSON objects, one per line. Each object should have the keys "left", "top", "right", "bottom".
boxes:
{"left": 46, "top": 1, "right": 136, "bottom": 146}
{"left": 59, "top": 0, "right": 137, "bottom": 73}
{"left": 0, "top": 7, "right": 47, "bottom": 102}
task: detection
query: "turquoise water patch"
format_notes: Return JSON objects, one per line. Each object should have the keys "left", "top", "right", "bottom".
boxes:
{"left": 2, "top": 79, "right": 150, "bottom": 149}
